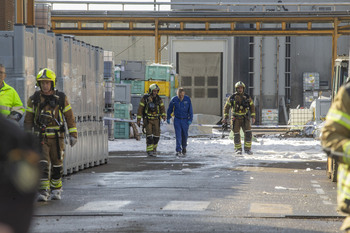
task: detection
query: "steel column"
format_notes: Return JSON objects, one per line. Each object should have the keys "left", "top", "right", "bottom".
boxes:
{"left": 331, "top": 18, "right": 339, "bottom": 87}
{"left": 154, "top": 19, "right": 159, "bottom": 63}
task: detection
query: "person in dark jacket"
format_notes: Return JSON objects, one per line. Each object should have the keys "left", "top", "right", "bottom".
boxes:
{"left": 167, "top": 87, "right": 193, "bottom": 156}
{"left": 0, "top": 115, "right": 40, "bottom": 233}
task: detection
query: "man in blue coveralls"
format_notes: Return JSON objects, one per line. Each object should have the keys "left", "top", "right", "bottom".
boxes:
{"left": 167, "top": 87, "right": 193, "bottom": 156}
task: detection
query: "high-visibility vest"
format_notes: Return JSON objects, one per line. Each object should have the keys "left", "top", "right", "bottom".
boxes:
{"left": 0, "top": 81, "right": 25, "bottom": 116}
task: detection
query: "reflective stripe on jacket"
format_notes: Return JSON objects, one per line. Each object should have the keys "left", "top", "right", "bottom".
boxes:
{"left": 24, "top": 91, "right": 77, "bottom": 139}
{"left": 223, "top": 92, "right": 255, "bottom": 119}
{"left": 321, "top": 83, "right": 350, "bottom": 201}
{"left": 0, "top": 81, "right": 25, "bottom": 116}
{"left": 137, "top": 94, "right": 166, "bottom": 120}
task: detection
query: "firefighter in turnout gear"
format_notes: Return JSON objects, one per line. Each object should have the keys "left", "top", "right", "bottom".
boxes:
{"left": 223, "top": 81, "right": 256, "bottom": 155}
{"left": 321, "top": 82, "right": 350, "bottom": 232}
{"left": 24, "top": 68, "right": 77, "bottom": 202}
{"left": 0, "top": 64, "right": 25, "bottom": 122}
{"left": 137, "top": 84, "right": 166, "bottom": 156}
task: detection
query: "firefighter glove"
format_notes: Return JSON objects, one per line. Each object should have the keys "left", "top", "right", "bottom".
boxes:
{"left": 69, "top": 136, "right": 77, "bottom": 147}
{"left": 7, "top": 111, "right": 22, "bottom": 122}
{"left": 166, "top": 119, "right": 170, "bottom": 124}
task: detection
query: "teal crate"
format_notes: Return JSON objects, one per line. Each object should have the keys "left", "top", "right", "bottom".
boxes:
{"left": 114, "top": 122, "right": 129, "bottom": 139}
{"left": 146, "top": 65, "right": 171, "bottom": 81}
{"left": 131, "top": 80, "right": 145, "bottom": 95}
{"left": 121, "top": 80, "right": 145, "bottom": 95}
{"left": 170, "top": 74, "right": 176, "bottom": 98}
{"left": 114, "top": 103, "right": 130, "bottom": 119}
{"left": 114, "top": 70, "right": 121, "bottom": 83}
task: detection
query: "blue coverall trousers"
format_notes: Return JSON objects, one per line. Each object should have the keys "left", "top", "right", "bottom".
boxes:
{"left": 174, "top": 117, "right": 189, "bottom": 152}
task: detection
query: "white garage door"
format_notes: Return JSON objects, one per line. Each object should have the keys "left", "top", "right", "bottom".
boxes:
{"left": 178, "top": 52, "right": 222, "bottom": 116}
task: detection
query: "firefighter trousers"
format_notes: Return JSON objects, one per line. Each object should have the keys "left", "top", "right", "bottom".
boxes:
{"left": 145, "top": 118, "right": 160, "bottom": 152}
{"left": 39, "top": 137, "right": 65, "bottom": 191}
{"left": 231, "top": 116, "right": 252, "bottom": 151}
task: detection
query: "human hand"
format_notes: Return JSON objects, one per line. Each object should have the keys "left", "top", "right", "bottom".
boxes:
{"left": 137, "top": 120, "right": 141, "bottom": 127}
{"left": 166, "top": 119, "right": 170, "bottom": 124}
{"left": 252, "top": 118, "right": 255, "bottom": 124}
{"left": 70, "top": 136, "right": 77, "bottom": 147}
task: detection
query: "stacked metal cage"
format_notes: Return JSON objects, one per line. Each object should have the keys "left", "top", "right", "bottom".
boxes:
{"left": 0, "top": 24, "right": 108, "bottom": 175}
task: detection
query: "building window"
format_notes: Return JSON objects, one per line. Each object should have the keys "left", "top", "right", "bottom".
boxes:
{"left": 194, "top": 88, "right": 205, "bottom": 98}
{"left": 207, "top": 76, "right": 218, "bottom": 86}
{"left": 194, "top": 76, "right": 205, "bottom": 86}
{"left": 208, "top": 88, "right": 218, "bottom": 98}
{"left": 182, "top": 76, "right": 192, "bottom": 86}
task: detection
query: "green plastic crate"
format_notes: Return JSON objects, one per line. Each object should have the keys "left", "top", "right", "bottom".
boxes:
{"left": 114, "top": 70, "right": 121, "bottom": 84}
{"left": 146, "top": 65, "right": 171, "bottom": 81}
{"left": 132, "top": 80, "right": 145, "bottom": 95}
{"left": 121, "top": 80, "right": 145, "bottom": 95}
{"left": 114, "top": 103, "right": 130, "bottom": 119}
{"left": 114, "top": 122, "right": 129, "bottom": 139}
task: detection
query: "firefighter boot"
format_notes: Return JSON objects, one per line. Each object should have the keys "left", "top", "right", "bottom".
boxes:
{"left": 37, "top": 190, "right": 50, "bottom": 202}
{"left": 51, "top": 189, "right": 62, "bottom": 200}
{"left": 245, "top": 150, "right": 253, "bottom": 155}
{"left": 235, "top": 149, "right": 242, "bottom": 155}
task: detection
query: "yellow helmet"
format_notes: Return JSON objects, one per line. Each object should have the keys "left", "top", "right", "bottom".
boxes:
{"left": 36, "top": 68, "right": 56, "bottom": 88}
{"left": 149, "top": 83, "right": 160, "bottom": 93}
{"left": 235, "top": 81, "right": 245, "bottom": 91}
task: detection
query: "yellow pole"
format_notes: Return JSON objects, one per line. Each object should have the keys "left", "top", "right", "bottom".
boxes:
{"left": 27, "top": 0, "right": 35, "bottom": 26}
{"left": 17, "top": 0, "right": 24, "bottom": 24}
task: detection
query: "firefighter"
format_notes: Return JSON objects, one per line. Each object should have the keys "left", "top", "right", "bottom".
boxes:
{"left": 321, "top": 82, "right": 350, "bottom": 232}
{"left": 137, "top": 83, "right": 166, "bottom": 156}
{"left": 24, "top": 68, "right": 77, "bottom": 202}
{"left": 167, "top": 87, "right": 193, "bottom": 156}
{"left": 223, "top": 81, "right": 256, "bottom": 155}
{"left": 0, "top": 64, "right": 25, "bottom": 122}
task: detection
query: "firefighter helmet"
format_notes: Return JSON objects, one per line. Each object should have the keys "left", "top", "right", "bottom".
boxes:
{"left": 36, "top": 68, "right": 56, "bottom": 88}
{"left": 149, "top": 83, "right": 160, "bottom": 93}
{"left": 235, "top": 81, "right": 245, "bottom": 91}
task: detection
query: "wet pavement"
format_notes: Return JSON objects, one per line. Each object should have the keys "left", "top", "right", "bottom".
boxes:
{"left": 30, "top": 150, "right": 343, "bottom": 233}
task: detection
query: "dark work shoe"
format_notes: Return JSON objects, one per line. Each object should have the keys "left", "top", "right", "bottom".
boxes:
{"left": 147, "top": 151, "right": 155, "bottom": 157}
{"left": 37, "top": 190, "right": 50, "bottom": 202}
{"left": 245, "top": 150, "right": 253, "bottom": 155}
{"left": 182, "top": 148, "right": 187, "bottom": 155}
{"left": 235, "top": 149, "right": 242, "bottom": 155}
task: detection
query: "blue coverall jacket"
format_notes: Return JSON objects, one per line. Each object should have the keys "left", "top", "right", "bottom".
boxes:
{"left": 167, "top": 95, "right": 193, "bottom": 152}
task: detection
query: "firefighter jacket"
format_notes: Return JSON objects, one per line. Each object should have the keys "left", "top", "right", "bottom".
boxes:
{"left": 321, "top": 83, "right": 350, "bottom": 203}
{"left": 24, "top": 91, "right": 77, "bottom": 139}
{"left": 223, "top": 92, "right": 255, "bottom": 120}
{"left": 0, "top": 81, "right": 25, "bottom": 117}
{"left": 137, "top": 94, "right": 166, "bottom": 120}
{"left": 167, "top": 95, "right": 193, "bottom": 121}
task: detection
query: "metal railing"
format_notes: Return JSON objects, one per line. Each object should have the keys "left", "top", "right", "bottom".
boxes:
{"left": 34, "top": 1, "right": 350, "bottom": 12}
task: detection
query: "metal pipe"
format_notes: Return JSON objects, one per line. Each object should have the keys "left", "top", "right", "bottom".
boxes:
{"left": 276, "top": 37, "right": 279, "bottom": 109}
{"left": 331, "top": 18, "right": 339, "bottom": 89}
{"left": 259, "top": 37, "right": 263, "bottom": 125}
{"left": 34, "top": 1, "right": 350, "bottom": 7}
